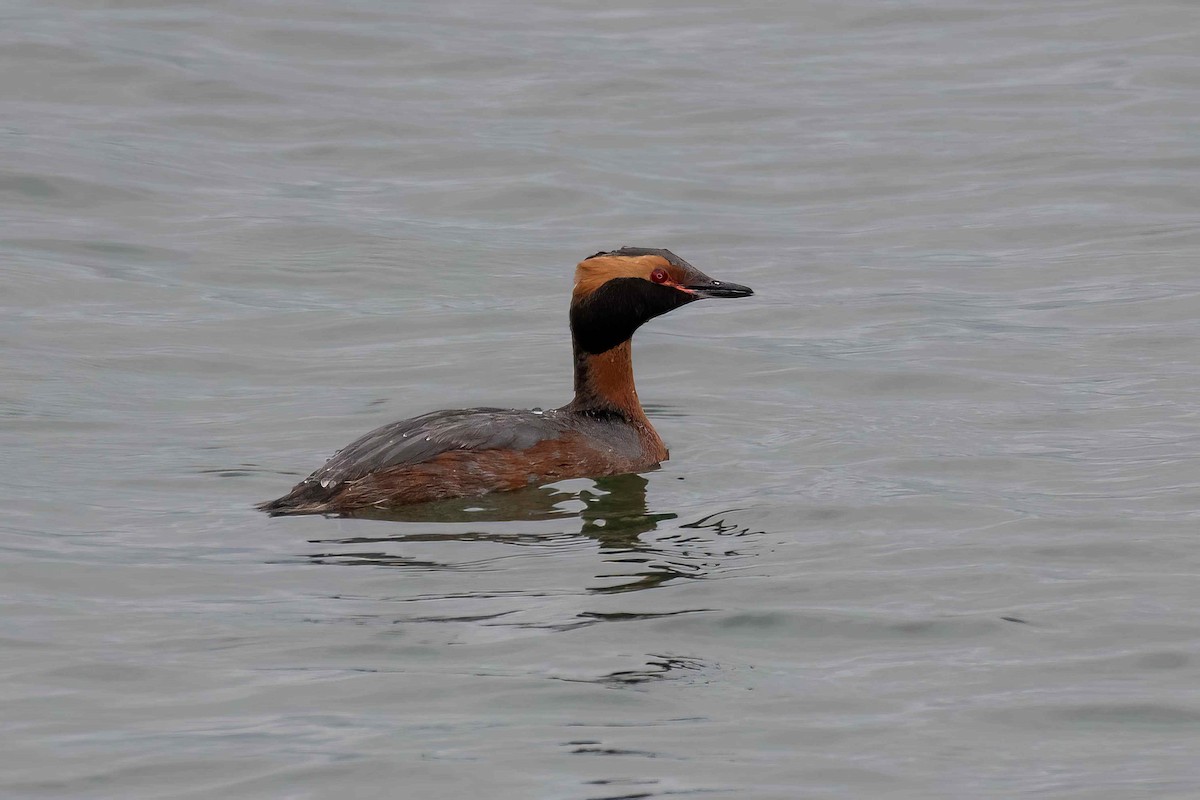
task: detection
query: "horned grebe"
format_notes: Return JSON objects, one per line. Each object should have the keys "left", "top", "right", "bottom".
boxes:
{"left": 259, "top": 247, "right": 752, "bottom": 516}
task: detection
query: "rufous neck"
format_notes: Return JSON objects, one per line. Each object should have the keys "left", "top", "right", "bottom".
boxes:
{"left": 566, "top": 339, "right": 647, "bottom": 420}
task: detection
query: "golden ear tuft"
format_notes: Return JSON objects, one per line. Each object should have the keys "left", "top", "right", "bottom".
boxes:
{"left": 572, "top": 254, "right": 671, "bottom": 300}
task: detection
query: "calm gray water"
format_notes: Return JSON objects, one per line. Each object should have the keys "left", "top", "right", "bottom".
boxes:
{"left": 4, "top": 0, "right": 1200, "bottom": 797}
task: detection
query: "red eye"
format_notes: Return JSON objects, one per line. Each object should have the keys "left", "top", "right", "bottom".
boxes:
{"left": 650, "top": 268, "right": 669, "bottom": 284}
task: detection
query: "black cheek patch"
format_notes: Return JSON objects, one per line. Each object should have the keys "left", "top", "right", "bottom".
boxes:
{"left": 570, "top": 278, "right": 694, "bottom": 355}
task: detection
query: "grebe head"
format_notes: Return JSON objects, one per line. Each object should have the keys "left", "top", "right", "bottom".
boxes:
{"left": 569, "top": 247, "right": 753, "bottom": 355}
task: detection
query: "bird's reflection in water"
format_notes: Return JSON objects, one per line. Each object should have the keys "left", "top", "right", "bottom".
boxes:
{"left": 304, "top": 473, "right": 756, "bottom": 593}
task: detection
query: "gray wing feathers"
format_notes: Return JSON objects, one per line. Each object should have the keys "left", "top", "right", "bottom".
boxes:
{"left": 311, "top": 408, "right": 567, "bottom": 487}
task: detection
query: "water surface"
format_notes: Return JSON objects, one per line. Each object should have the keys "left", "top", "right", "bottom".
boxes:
{"left": 4, "top": 1, "right": 1200, "bottom": 797}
